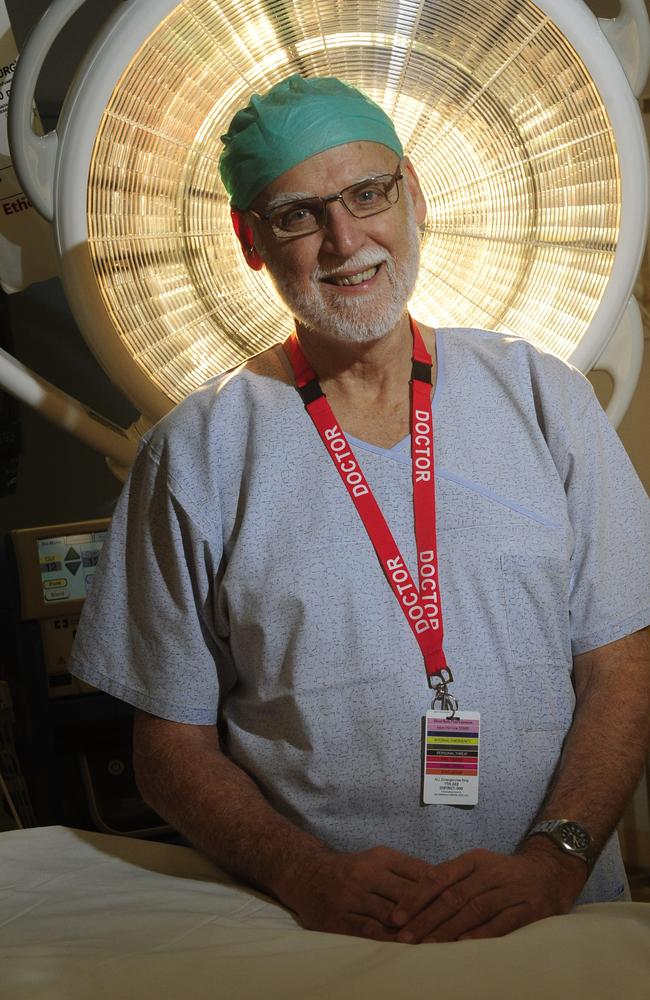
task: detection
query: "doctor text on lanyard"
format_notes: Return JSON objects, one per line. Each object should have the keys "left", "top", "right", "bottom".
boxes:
{"left": 285, "top": 316, "right": 481, "bottom": 806}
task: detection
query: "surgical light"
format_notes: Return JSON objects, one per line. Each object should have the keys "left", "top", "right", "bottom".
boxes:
{"left": 6, "top": 0, "right": 650, "bottom": 463}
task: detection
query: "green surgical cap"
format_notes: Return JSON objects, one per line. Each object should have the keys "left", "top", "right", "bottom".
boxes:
{"left": 219, "top": 75, "right": 404, "bottom": 210}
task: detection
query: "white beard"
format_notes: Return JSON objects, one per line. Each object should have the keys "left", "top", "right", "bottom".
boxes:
{"left": 262, "top": 194, "right": 421, "bottom": 344}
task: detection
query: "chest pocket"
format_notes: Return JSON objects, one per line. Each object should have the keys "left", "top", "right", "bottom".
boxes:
{"left": 500, "top": 553, "right": 574, "bottom": 732}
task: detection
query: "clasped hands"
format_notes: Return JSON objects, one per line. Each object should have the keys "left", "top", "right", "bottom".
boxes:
{"left": 287, "top": 841, "right": 588, "bottom": 944}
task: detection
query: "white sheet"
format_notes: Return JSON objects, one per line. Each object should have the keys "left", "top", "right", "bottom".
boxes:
{"left": 1, "top": 826, "right": 648, "bottom": 999}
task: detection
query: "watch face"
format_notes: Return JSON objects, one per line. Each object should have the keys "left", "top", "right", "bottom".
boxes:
{"left": 561, "top": 822, "right": 592, "bottom": 852}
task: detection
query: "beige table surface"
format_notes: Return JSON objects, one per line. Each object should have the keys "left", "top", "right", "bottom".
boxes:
{"left": 1, "top": 825, "right": 649, "bottom": 999}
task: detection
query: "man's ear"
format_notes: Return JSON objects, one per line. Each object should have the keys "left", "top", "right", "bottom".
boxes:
{"left": 402, "top": 158, "right": 427, "bottom": 227}
{"left": 230, "top": 209, "right": 265, "bottom": 271}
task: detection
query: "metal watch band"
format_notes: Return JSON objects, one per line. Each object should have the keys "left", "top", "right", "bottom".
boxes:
{"left": 526, "top": 819, "right": 597, "bottom": 868}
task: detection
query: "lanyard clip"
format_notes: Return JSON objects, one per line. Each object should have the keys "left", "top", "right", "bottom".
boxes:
{"left": 428, "top": 665, "right": 454, "bottom": 689}
{"left": 429, "top": 666, "right": 458, "bottom": 720}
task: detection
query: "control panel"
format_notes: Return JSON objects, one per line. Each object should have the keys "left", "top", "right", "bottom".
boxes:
{"left": 10, "top": 519, "right": 110, "bottom": 698}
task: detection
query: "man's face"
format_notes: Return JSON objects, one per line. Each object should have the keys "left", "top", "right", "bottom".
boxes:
{"left": 248, "top": 142, "right": 426, "bottom": 343}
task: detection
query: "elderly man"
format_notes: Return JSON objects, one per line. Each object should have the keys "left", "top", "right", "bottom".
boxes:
{"left": 71, "top": 76, "right": 650, "bottom": 944}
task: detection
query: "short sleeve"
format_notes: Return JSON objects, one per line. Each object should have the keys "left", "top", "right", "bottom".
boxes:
{"left": 69, "top": 441, "right": 227, "bottom": 724}
{"left": 561, "top": 381, "right": 650, "bottom": 655}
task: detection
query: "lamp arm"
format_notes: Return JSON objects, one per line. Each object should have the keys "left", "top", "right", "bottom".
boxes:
{"left": 0, "top": 345, "right": 139, "bottom": 471}
{"left": 591, "top": 297, "right": 645, "bottom": 429}
{"left": 8, "top": 0, "right": 90, "bottom": 220}
{"left": 598, "top": 0, "right": 650, "bottom": 98}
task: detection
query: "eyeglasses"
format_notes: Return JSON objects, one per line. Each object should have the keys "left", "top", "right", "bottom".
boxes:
{"left": 249, "top": 164, "right": 403, "bottom": 239}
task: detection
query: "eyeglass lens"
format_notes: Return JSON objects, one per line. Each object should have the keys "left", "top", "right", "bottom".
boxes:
{"left": 269, "top": 172, "right": 401, "bottom": 237}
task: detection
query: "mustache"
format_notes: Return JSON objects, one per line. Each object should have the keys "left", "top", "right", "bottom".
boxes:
{"left": 312, "top": 248, "right": 393, "bottom": 282}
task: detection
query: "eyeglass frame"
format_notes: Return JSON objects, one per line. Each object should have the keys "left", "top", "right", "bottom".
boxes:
{"left": 246, "top": 162, "right": 404, "bottom": 240}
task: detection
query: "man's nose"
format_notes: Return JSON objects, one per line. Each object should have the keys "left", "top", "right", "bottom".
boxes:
{"left": 320, "top": 199, "right": 366, "bottom": 256}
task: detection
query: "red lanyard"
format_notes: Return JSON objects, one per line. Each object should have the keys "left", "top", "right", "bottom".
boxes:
{"left": 285, "top": 317, "right": 448, "bottom": 683}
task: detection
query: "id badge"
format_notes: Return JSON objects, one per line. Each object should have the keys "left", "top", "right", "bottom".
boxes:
{"left": 422, "top": 711, "right": 480, "bottom": 805}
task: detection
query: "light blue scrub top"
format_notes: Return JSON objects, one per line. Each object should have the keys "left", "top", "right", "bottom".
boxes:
{"left": 71, "top": 328, "right": 650, "bottom": 904}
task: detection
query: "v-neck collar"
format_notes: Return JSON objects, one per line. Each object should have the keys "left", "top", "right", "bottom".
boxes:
{"left": 345, "top": 328, "right": 445, "bottom": 457}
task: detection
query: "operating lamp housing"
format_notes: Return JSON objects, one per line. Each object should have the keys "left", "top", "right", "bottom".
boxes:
{"left": 5, "top": 0, "right": 650, "bottom": 462}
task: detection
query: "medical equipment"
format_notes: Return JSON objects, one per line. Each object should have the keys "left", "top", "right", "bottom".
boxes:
{"left": 0, "top": 519, "right": 169, "bottom": 835}
{"left": 8, "top": 519, "right": 108, "bottom": 696}
{"left": 0, "top": 0, "right": 646, "bottom": 475}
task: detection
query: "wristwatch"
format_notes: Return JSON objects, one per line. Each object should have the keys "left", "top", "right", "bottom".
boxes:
{"left": 526, "top": 819, "right": 597, "bottom": 868}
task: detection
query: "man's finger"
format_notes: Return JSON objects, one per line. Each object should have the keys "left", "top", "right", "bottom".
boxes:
{"left": 395, "top": 885, "right": 470, "bottom": 942}
{"left": 455, "top": 904, "right": 528, "bottom": 941}
{"left": 390, "top": 854, "right": 477, "bottom": 926}
{"left": 420, "top": 888, "right": 525, "bottom": 943}
{"left": 361, "top": 891, "right": 403, "bottom": 927}
{"left": 346, "top": 913, "right": 399, "bottom": 942}
{"left": 386, "top": 854, "right": 441, "bottom": 883}
{"left": 364, "top": 868, "right": 432, "bottom": 905}
{"left": 395, "top": 868, "right": 505, "bottom": 942}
